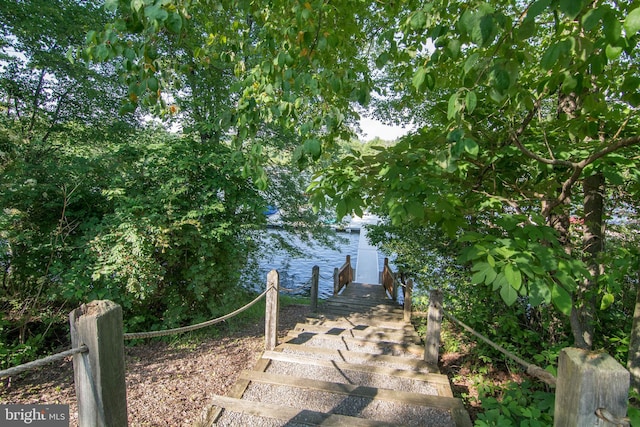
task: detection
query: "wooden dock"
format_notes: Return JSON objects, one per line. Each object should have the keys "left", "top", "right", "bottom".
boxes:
{"left": 203, "top": 276, "right": 472, "bottom": 426}
{"left": 354, "top": 223, "right": 380, "bottom": 285}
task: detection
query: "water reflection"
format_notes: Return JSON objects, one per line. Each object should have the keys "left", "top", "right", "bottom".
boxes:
{"left": 251, "top": 229, "right": 395, "bottom": 299}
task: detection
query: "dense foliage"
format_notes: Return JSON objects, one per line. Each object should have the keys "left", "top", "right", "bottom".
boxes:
{"left": 2, "top": 0, "right": 640, "bottom": 423}
{"left": 0, "top": 0, "right": 330, "bottom": 367}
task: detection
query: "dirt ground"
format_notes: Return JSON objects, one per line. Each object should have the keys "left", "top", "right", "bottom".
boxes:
{"left": 0, "top": 304, "right": 310, "bottom": 426}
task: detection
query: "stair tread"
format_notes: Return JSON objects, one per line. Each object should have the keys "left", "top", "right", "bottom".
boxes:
{"left": 262, "top": 350, "right": 453, "bottom": 397}
{"left": 210, "top": 394, "right": 401, "bottom": 426}
{"left": 293, "top": 323, "right": 421, "bottom": 344}
{"left": 239, "top": 370, "right": 465, "bottom": 410}
{"left": 285, "top": 330, "right": 424, "bottom": 357}
{"left": 275, "top": 342, "right": 439, "bottom": 373}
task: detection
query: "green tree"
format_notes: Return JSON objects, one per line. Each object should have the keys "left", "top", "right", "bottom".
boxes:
{"left": 310, "top": 0, "right": 640, "bottom": 351}
{"left": 78, "top": 0, "right": 640, "bottom": 352}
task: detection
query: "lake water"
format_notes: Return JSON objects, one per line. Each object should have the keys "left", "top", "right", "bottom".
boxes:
{"left": 251, "top": 229, "right": 396, "bottom": 300}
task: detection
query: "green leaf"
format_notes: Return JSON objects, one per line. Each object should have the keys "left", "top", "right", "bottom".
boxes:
{"left": 487, "top": 254, "right": 496, "bottom": 267}
{"left": 303, "top": 139, "right": 322, "bottom": 159}
{"left": 559, "top": 0, "right": 585, "bottom": 20}
{"left": 504, "top": 263, "right": 522, "bottom": 290}
{"left": 527, "top": 0, "right": 551, "bottom": 20}
{"left": 605, "top": 44, "right": 623, "bottom": 60}
{"left": 581, "top": 7, "right": 605, "bottom": 31}
{"left": 145, "top": 4, "right": 168, "bottom": 21}
{"left": 105, "top": 0, "right": 119, "bottom": 12}
{"left": 465, "top": 91, "right": 477, "bottom": 114}
{"left": 518, "top": 18, "right": 536, "bottom": 39}
{"left": 624, "top": 7, "right": 640, "bottom": 35}
{"left": 462, "top": 138, "right": 479, "bottom": 157}
{"left": 412, "top": 67, "right": 427, "bottom": 91}
{"left": 463, "top": 53, "right": 480, "bottom": 75}
{"left": 410, "top": 10, "right": 427, "bottom": 29}
{"left": 165, "top": 12, "right": 183, "bottom": 33}
{"left": 529, "top": 282, "right": 552, "bottom": 306}
{"left": 336, "top": 199, "right": 347, "bottom": 220}
{"left": 146, "top": 77, "right": 159, "bottom": 92}
{"left": 375, "top": 52, "right": 390, "bottom": 69}
{"left": 492, "top": 67, "right": 511, "bottom": 92}
{"left": 551, "top": 284, "right": 572, "bottom": 316}
{"left": 447, "top": 92, "right": 460, "bottom": 120}
{"left": 600, "top": 293, "right": 614, "bottom": 310}
{"left": 541, "top": 43, "right": 561, "bottom": 70}
{"left": 472, "top": 270, "right": 486, "bottom": 285}
{"left": 406, "top": 201, "right": 424, "bottom": 219}
{"left": 500, "top": 281, "right": 518, "bottom": 306}
{"left": 484, "top": 267, "right": 497, "bottom": 285}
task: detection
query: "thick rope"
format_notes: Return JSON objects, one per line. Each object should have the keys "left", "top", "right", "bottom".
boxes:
{"left": 443, "top": 310, "right": 557, "bottom": 387}
{"left": 0, "top": 345, "right": 88, "bottom": 378}
{"left": 124, "top": 289, "right": 268, "bottom": 340}
{"left": 280, "top": 277, "right": 312, "bottom": 293}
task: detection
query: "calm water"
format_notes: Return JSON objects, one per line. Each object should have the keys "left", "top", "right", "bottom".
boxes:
{"left": 252, "top": 229, "right": 395, "bottom": 299}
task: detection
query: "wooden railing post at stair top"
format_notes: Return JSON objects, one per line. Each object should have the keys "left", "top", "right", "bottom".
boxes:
{"left": 404, "top": 279, "right": 413, "bottom": 323}
{"left": 424, "top": 289, "right": 443, "bottom": 366}
{"left": 382, "top": 258, "right": 397, "bottom": 300}
{"left": 70, "top": 300, "right": 128, "bottom": 427}
{"left": 265, "top": 270, "right": 279, "bottom": 351}
{"left": 310, "top": 265, "right": 319, "bottom": 313}
{"left": 333, "top": 255, "right": 352, "bottom": 295}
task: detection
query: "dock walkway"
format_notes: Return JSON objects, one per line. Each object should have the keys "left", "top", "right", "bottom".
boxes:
{"left": 354, "top": 216, "right": 380, "bottom": 285}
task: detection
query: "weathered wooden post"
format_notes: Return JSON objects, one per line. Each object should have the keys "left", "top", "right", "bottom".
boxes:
{"left": 311, "top": 265, "right": 319, "bottom": 312}
{"left": 265, "top": 269, "right": 280, "bottom": 351}
{"left": 404, "top": 279, "right": 413, "bottom": 323}
{"left": 392, "top": 273, "right": 399, "bottom": 301}
{"left": 345, "top": 255, "right": 352, "bottom": 283}
{"left": 424, "top": 289, "right": 443, "bottom": 366}
{"left": 70, "top": 300, "right": 128, "bottom": 427}
{"left": 333, "top": 267, "right": 339, "bottom": 295}
{"left": 554, "top": 347, "right": 629, "bottom": 426}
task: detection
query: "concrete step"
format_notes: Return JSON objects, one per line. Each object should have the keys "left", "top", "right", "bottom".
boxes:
{"left": 261, "top": 350, "right": 452, "bottom": 396}
{"left": 284, "top": 330, "right": 424, "bottom": 358}
{"left": 306, "top": 312, "right": 408, "bottom": 329}
{"left": 209, "top": 394, "right": 397, "bottom": 426}
{"left": 234, "top": 370, "right": 468, "bottom": 426}
{"left": 293, "top": 323, "right": 422, "bottom": 345}
{"left": 302, "top": 315, "right": 417, "bottom": 333}
{"left": 275, "top": 342, "right": 439, "bottom": 374}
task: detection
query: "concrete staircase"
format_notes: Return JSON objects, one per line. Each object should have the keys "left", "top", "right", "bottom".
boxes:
{"left": 204, "top": 283, "right": 472, "bottom": 426}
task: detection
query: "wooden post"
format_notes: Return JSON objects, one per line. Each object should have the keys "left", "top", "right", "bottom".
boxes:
{"left": 404, "top": 279, "right": 413, "bottom": 323}
{"left": 345, "top": 255, "right": 352, "bottom": 284}
{"left": 333, "top": 267, "right": 339, "bottom": 295}
{"left": 424, "top": 289, "right": 443, "bottom": 366}
{"left": 392, "top": 272, "right": 399, "bottom": 301}
{"left": 265, "top": 270, "right": 280, "bottom": 351}
{"left": 554, "top": 347, "right": 629, "bottom": 427}
{"left": 310, "top": 266, "right": 319, "bottom": 313}
{"left": 70, "top": 300, "right": 128, "bottom": 427}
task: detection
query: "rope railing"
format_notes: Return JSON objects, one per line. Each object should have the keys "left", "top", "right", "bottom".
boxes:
{"left": 124, "top": 289, "right": 269, "bottom": 340}
{"left": 0, "top": 289, "right": 271, "bottom": 378}
{"left": 280, "top": 277, "right": 312, "bottom": 293}
{"left": 0, "top": 345, "right": 88, "bottom": 378}
{"left": 442, "top": 310, "right": 557, "bottom": 386}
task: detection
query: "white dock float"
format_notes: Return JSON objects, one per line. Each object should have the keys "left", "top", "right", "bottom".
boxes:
{"left": 354, "top": 216, "right": 380, "bottom": 284}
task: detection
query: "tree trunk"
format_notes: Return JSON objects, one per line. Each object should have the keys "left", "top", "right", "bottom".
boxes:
{"left": 628, "top": 277, "right": 640, "bottom": 394}
{"left": 570, "top": 172, "right": 605, "bottom": 349}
